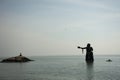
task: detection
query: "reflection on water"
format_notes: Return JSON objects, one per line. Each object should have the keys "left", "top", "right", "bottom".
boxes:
{"left": 86, "top": 62, "right": 94, "bottom": 80}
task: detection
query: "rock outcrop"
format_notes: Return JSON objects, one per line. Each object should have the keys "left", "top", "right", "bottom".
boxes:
{"left": 106, "top": 59, "right": 112, "bottom": 62}
{"left": 1, "top": 53, "right": 33, "bottom": 63}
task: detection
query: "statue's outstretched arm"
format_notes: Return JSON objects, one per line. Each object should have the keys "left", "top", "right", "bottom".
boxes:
{"left": 77, "top": 46, "right": 86, "bottom": 49}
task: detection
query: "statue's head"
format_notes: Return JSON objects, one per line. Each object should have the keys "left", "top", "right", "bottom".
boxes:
{"left": 87, "top": 43, "right": 90, "bottom": 47}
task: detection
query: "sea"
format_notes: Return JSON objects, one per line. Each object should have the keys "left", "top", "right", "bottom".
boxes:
{"left": 0, "top": 55, "right": 120, "bottom": 80}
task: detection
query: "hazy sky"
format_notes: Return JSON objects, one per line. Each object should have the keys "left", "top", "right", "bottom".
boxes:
{"left": 0, "top": 0, "right": 120, "bottom": 56}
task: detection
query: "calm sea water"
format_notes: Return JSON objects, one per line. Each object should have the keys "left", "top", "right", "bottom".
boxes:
{"left": 0, "top": 55, "right": 120, "bottom": 80}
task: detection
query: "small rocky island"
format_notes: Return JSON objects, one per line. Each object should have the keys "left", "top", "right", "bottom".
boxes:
{"left": 1, "top": 53, "right": 34, "bottom": 63}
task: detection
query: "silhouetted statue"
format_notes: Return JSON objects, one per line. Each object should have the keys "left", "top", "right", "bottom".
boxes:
{"left": 19, "top": 53, "right": 22, "bottom": 56}
{"left": 78, "top": 43, "right": 94, "bottom": 62}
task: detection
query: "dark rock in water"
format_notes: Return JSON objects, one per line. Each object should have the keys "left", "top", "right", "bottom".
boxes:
{"left": 1, "top": 53, "right": 34, "bottom": 63}
{"left": 106, "top": 59, "right": 112, "bottom": 62}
